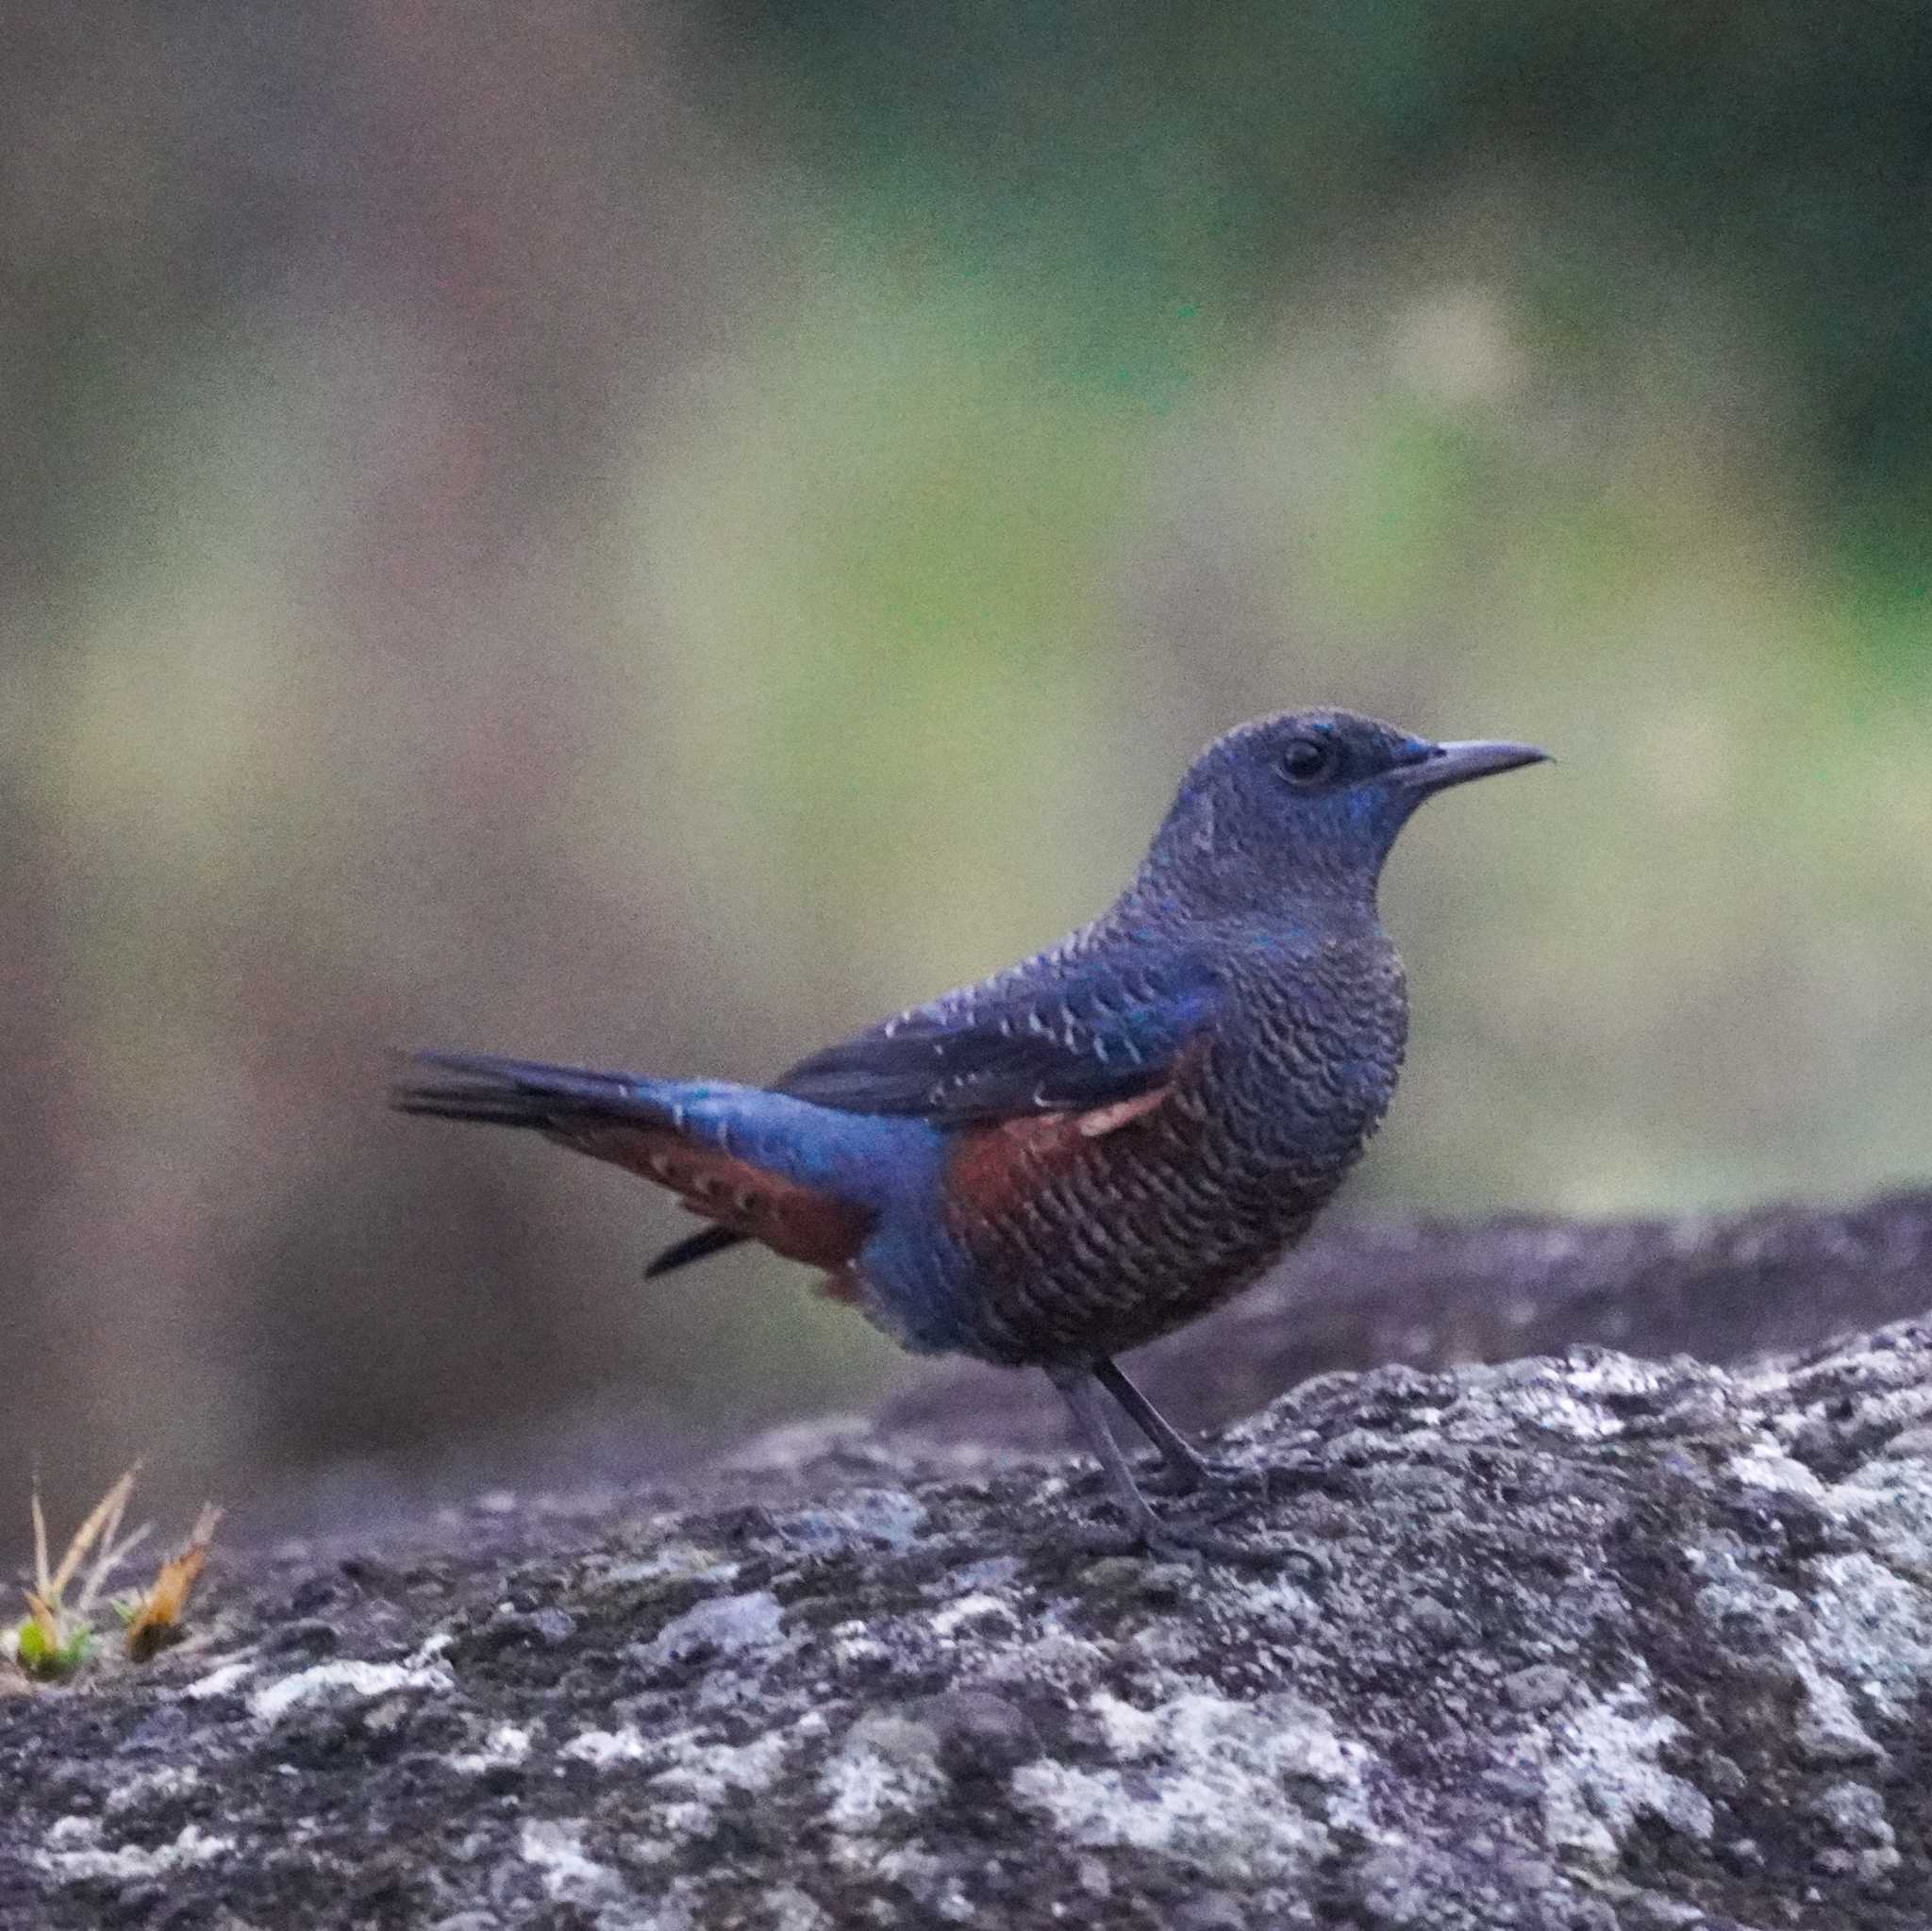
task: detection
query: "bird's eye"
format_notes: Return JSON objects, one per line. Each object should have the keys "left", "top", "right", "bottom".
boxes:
{"left": 1278, "top": 736, "right": 1338, "bottom": 786}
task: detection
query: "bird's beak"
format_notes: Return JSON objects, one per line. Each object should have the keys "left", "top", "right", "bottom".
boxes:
{"left": 1400, "top": 739, "right": 1551, "bottom": 792}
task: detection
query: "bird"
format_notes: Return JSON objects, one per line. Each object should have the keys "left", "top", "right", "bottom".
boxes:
{"left": 394, "top": 709, "right": 1547, "bottom": 1556}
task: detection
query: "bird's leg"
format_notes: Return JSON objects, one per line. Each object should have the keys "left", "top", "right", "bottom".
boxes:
{"left": 1092, "top": 1357, "right": 1247, "bottom": 1495}
{"left": 1047, "top": 1367, "right": 1265, "bottom": 1562}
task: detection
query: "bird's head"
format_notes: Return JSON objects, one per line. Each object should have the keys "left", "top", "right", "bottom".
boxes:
{"left": 1140, "top": 708, "right": 1549, "bottom": 918}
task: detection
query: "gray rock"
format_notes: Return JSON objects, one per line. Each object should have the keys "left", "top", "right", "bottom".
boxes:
{"left": 9, "top": 1311, "right": 1932, "bottom": 1926}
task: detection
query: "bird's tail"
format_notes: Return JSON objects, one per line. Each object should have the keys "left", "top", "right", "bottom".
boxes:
{"left": 391, "top": 1054, "right": 753, "bottom": 1276}
{"left": 392, "top": 1051, "right": 676, "bottom": 1132}
{"left": 392, "top": 1050, "right": 925, "bottom": 1276}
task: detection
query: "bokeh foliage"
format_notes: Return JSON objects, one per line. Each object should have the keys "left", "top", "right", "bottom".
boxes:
{"left": 4, "top": 2, "right": 1929, "bottom": 1528}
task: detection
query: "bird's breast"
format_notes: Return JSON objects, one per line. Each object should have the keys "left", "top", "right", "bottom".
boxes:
{"left": 924, "top": 934, "right": 1409, "bottom": 1365}
{"left": 1216, "top": 935, "right": 1410, "bottom": 1170}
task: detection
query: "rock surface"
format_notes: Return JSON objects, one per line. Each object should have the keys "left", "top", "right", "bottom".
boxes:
{"left": 9, "top": 1304, "right": 1932, "bottom": 1926}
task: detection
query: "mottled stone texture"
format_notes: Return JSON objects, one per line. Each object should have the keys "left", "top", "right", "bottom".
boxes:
{"left": 9, "top": 1309, "right": 1932, "bottom": 1926}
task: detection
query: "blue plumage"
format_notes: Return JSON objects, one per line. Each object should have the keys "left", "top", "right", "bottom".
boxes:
{"left": 778, "top": 942, "right": 1221, "bottom": 1120}
{"left": 396, "top": 708, "right": 1547, "bottom": 1553}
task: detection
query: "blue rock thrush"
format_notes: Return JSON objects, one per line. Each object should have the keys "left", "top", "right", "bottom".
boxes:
{"left": 395, "top": 710, "right": 1546, "bottom": 1555}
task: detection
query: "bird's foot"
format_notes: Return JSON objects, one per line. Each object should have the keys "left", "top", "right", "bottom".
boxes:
{"left": 1139, "top": 1451, "right": 1342, "bottom": 1509}
{"left": 1135, "top": 1454, "right": 1261, "bottom": 1498}
{"left": 1136, "top": 1518, "right": 1281, "bottom": 1567}
{"left": 1062, "top": 1520, "right": 1258, "bottom": 1565}
{"left": 1065, "top": 1502, "right": 1316, "bottom": 1571}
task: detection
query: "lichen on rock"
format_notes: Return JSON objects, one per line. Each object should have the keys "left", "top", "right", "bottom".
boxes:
{"left": 7, "top": 1309, "right": 1932, "bottom": 1926}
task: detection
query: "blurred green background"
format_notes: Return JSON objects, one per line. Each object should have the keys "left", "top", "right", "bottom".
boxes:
{"left": 7, "top": 3, "right": 1931, "bottom": 1531}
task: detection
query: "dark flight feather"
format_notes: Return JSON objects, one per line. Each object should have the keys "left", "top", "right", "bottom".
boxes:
{"left": 644, "top": 1223, "right": 751, "bottom": 1279}
{"left": 776, "top": 945, "right": 1222, "bottom": 1123}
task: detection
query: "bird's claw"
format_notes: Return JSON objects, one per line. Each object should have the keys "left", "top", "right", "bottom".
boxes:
{"left": 1136, "top": 1521, "right": 1278, "bottom": 1566}
{"left": 1061, "top": 1521, "right": 1259, "bottom": 1565}
{"left": 1147, "top": 1515, "right": 1329, "bottom": 1581}
{"left": 1135, "top": 1455, "right": 1262, "bottom": 1498}
{"left": 1062, "top": 1504, "right": 1318, "bottom": 1572}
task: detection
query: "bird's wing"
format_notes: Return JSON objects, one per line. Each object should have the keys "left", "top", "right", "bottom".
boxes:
{"left": 777, "top": 942, "right": 1222, "bottom": 1124}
